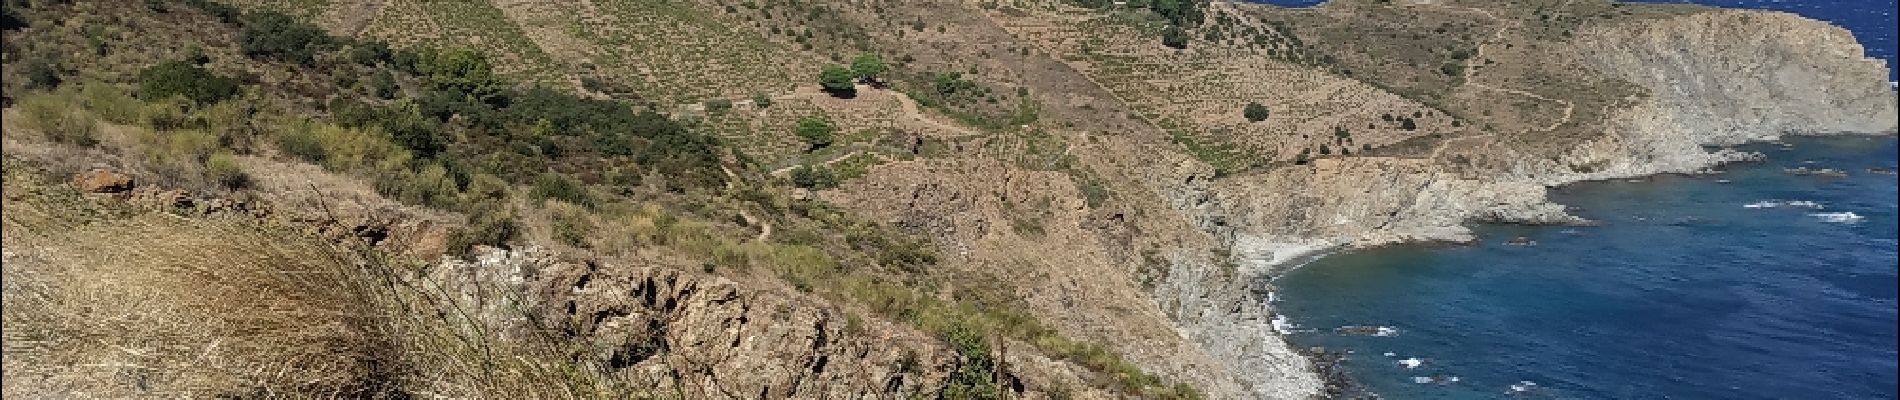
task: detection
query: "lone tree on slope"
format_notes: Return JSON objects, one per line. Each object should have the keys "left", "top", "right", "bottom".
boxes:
{"left": 819, "top": 64, "right": 857, "bottom": 97}
{"left": 1243, "top": 101, "right": 1270, "bottom": 122}
{"left": 795, "top": 116, "right": 836, "bottom": 151}
{"left": 851, "top": 52, "right": 886, "bottom": 84}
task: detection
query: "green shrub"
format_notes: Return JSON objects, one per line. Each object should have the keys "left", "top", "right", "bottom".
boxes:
{"left": 19, "top": 60, "right": 61, "bottom": 89}
{"left": 941, "top": 322, "right": 1002, "bottom": 400}
{"left": 1243, "top": 101, "right": 1270, "bottom": 122}
{"left": 205, "top": 152, "right": 249, "bottom": 189}
{"left": 550, "top": 204, "right": 592, "bottom": 248}
{"left": 141, "top": 99, "right": 193, "bottom": 130}
{"left": 82, "top": 83, "right": 148, "bottom": 124}
{"left": 272, "top": 121, "right": 326, "bottom": 163}
{"left": 818, "top": 64, "right": 855, "bottom": 94}
{"left": 18, "top": 92, "right": 98, "bottom": 146}
{"left": 367, "top": 69, "right": 399, "bottom": 99}
{"left": 789, "top": 165, "right": 838, "bottom": 189}
{"left": 1162, "top": 26, "right": 1188, "bottom": 49}
{"left": 850, "top": 52, "right": 885, "bottom": 82}
{"left": 450, "top": 200, "right": 519, "bottom": 253}
{"left": 530, "top": 173, "right": 592, "bottom": 208}
{"left": 414, "top": 48, "right": 498, "bottom": 96}
{"left": 794, "top": 116, "right": 836, "bottom": 151}
{"left": 137, "top": 60, "right": 238, "bottom": 104}
{"left": 347, "top": 40, "right": 392, "bottom": 66}
{"left": 752, "top": 92, "right": 773, "bottom": 108}
{"left": 376, "top": 163, "right": 459, "bottom": 208}
{"left": 703, "top": 98, "right": 733, "bottom": 114}
{"left": 238, "top": 11, "right": 332, "bottom": 65}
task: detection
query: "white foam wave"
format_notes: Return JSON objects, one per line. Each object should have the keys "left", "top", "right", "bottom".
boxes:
{"left": 1271, "top": 314, "right": 1295, "bottom": 335}
{"left": 1746, "top": 200, "right": 1825, "bottom": 209}
{"left": 1509, "top": 380, "right": 1539, "bottom": 393}
{"left": 1811, "top": 212, "right": 1864, "bottom": 223}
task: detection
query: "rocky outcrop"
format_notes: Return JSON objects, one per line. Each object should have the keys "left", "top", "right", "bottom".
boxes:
{"left": 1206, "top": 8, "right": 1896, "bottom": 271}
{"left": 1575, "top": 10, "right": 1897, "bottom": 144}
{"left": 1509, "top": 9, "right": 1899, "bottom": 185}
{"left": 70, "top": 168, "right": 134, "bottom": 193}
{"left": 433, "top": 247, "right": 1120, "bottom": 399}
{"left": 1145, "top": 249, "right": 1326, "bottom": 398}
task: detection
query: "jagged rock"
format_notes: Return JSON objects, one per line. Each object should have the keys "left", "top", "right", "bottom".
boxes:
{"left": 70, "top": 169, "right": 134, "bottom": 193}
{"left": 430, "top": 247, "right": 1114, "bottom": 399}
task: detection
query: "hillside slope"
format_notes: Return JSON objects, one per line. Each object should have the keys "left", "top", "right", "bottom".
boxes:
{"left": 4, "top": 0, "right": 1894, "bottom": 398}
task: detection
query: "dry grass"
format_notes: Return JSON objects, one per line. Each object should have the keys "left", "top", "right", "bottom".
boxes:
{"left": 0, "top": 160, "right": 653, "bottom": 398}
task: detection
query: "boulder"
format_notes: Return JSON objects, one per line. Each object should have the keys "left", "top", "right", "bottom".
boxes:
{"left": 71, "top": 169, "right": 135, "bottom": 193}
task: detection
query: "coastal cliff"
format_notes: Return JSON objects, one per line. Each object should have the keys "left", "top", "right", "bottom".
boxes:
{"left": 1154, "top": 5, "right": 1897, "bottom": 397}
{"left": 1208, "top": 6, "right": 1897, "bottom": 268}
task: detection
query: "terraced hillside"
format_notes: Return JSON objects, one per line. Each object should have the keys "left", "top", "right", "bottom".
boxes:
{"left": 231, "top": 0, "right": 831, "bottom": 104}
{"left": 984, "top": 1, "right": 1466, "bottom": 176}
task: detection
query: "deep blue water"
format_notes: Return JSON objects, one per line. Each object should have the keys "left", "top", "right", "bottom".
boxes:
{"left": 1274, "top": 137, "right": 1898, "bottom": 399}
{"left": 1251, "top": 0, "right": 1899, "bottom": 82}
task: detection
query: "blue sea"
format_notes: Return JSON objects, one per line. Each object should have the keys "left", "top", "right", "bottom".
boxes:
{"left": 1245, "top": 1, "right": 1898, "bottom": 398}
{"left": 1257, "top": 1, "right": 1898, "bottom": 398}
{"left": 1273, "top": 136, "right": 1897, "bottom": 399}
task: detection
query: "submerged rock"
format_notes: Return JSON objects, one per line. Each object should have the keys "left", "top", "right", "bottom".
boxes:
{"left": 1784, "top": 166, "right": 1849, "bottom": 177}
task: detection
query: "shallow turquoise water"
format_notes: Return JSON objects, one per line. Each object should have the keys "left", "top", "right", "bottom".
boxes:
{"left": 1273, "top": 136, "right": 1898, "bottom": 399}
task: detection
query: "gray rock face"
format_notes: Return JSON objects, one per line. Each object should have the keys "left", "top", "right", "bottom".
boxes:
{"left": 1576, "top": 10, "right": 1898, "bottom": 145}
{"left": 433, "top": 247, "right": 1117, "bottom": 399}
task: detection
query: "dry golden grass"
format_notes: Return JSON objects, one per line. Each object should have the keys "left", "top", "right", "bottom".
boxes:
{"left": 0, "top": 160, "right": 655, "bottom": 398}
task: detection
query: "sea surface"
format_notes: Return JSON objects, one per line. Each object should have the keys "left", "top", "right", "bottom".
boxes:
{"left": 1273, "top": 135, "right": 1898, "bottom": 399}
{"left": 1248, "top": 1, "right": 1898, "bottom": 398}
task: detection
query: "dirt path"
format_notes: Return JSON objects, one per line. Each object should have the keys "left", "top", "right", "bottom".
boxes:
{"left": 328, "top": 0, "right": 388, "bottom": 38}
{"left": 683, "top": 84, "right": 982, "bottom": 177}
{"left": 1429, "top": 2, "right": 1577, "bottom": 160}
{"left": 766, "top": 148, "right": 879, "bottom": 176}
{"left": 718, "top": 165, "right": 773, "bottom": 241}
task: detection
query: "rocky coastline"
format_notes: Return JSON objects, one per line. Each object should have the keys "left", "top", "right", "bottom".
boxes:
{"left": 1178, "top": 6, "right": 1899, "bottom": 399}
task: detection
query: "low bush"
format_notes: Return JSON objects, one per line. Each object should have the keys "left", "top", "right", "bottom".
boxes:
{"left": 137, "top": 60, "right": 238, "bottom": 104}
{"left": 205, "top": 152, "right": 249, "bottom": 189}
{"left": 16, "top": 91, "right": 98, "bottom": 146}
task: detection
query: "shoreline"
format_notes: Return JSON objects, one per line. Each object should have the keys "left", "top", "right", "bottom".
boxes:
{"left": 1253, "top": 133, "right": 1898, "bottom": 398}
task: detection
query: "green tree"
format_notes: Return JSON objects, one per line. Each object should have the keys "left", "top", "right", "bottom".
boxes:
{"left": 752, "top": 92, "right": 774, "bottom": 108}
{"left": 795, "top": 116, "right": 836, "bottom": 151}
{"left": 790, "top": 165, "right": 839, "bottom": 189}
{"left": 20, "top": 60, "right": 61, "bottom": 89}
{"left": 238, "top": 11, "right": 332, "bottom": 66}
{"left": 137, "top": 60, "right": 238, "bottom": 104}
{"left": 818, "top": 64, "right": 856, "bottom": 95}
{"left": 703, "top": 98, "right": 733, "bottom": 114}
{"left": 1243, "top": 101, "right": 1270, "bottom": 122}
{"left": 1161, "top": 25, "right": 1189, "bottom": 49}
{"left": 850, "top": 52, "right": 886, "bottom": 82}
{"left": 367, "top": 68, "right": 398, "bottom": 99}
{"left": 416, "top": 48, "right": 497, "bottom": 96}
